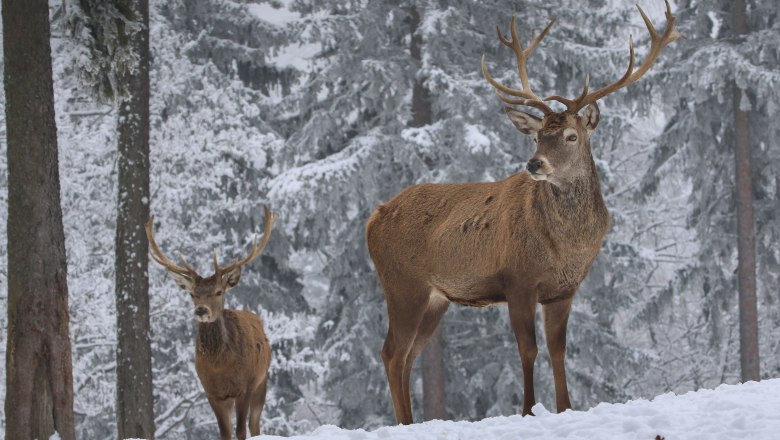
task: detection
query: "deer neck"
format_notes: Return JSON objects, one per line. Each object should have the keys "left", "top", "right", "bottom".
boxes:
{"left": 535, "top": 157, "right": 609, "bottom": 240}
{"left": 196, "top": 316, "right": 228, "bottom": 359}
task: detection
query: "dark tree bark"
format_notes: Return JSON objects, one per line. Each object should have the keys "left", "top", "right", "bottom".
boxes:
{"left": 732, "top": 0, "right": 760, "bottom": 383}
{"left": 114, "top": 0, "right": 155, "bottom": 438}
{"left": 408, "top": 3, "right": 447, "bottom": 421}
{"left": 3, "top": 0, "right": 76, "bottom": 438}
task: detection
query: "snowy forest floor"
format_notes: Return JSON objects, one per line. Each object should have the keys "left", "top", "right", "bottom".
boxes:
{"left": 251, "top": 379, "right": 780, "bottom": 440}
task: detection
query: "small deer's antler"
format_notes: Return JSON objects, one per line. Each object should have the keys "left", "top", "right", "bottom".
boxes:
{"left": 213, "top": 206, "right": 277, "bottom": 276}
{"left": 147, "top": 206, "right": 277, "bottom": 279}
{"left": 145, "top": 216, "right": 200, "bottom": 279}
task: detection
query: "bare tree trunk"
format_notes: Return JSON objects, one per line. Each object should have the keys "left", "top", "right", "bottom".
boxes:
{"left": 114, "top": 0, "right": 155, "bottom": 438}
{"left": 408, "top": 3, "right": 447, "bottom": 421}
{"left": 732, "top": 0, "right": 760, "bottom": 383}
{"left": 3, "top": 0, "right": 76, "bottom": 438}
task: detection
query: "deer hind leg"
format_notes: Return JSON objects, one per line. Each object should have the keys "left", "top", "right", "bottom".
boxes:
{"left": 401, "top": 292, "right": 450, "bottom": 420}
{"left": 249, "top": 376, "right": 268, "bottom": 436}
{"left": 208, "top": 396, "right": 235, "bottom": 440}
{"left": 380, "top": 281, "right": 430, "bottom": 425}
{"left": 543, "top": 297, "right": 573, "bottom": 413}
{"left": 507, "top": 294, "right": 538, "bottom": 416}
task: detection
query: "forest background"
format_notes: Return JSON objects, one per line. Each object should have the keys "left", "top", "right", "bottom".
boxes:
{"left": 0, "top": 0, "right": 778, "bottom": 438}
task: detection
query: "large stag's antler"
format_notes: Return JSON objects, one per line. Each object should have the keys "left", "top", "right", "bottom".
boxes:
{"left": 212, "top": 205, "right": 277, "bottom": 276}
{"left": 484, "top": 1, "right": 681, "bottom": 114}
{"left": 546, "top": 1, "right": 682, "bottom": 113}
{"left": 482, "top": 16, "right": 557, "bottom": 115}
{"left": 146, "top": 216, "right": 200, "bottom": 279}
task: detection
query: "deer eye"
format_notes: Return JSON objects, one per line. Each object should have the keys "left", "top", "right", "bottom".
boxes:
{"left": 566, "top": 134, "right": 578, "bottom": 142}
{"left": 214, "top": 291, "right": 223, "bottom": 296}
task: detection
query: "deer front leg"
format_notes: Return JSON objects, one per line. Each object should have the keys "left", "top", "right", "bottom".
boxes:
{"left": 235, "top": 391, "right": 250, "bottom": 440}
{"left": 507, "top": 294, "right": 538, "bottom": 416}
{"left": 543, "top": 297, "right": 573, "bottom": 413}
{"left": 208, "top": 396, "right": 234, "bottom": 440}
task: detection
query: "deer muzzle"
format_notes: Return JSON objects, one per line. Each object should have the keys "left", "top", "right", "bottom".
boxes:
{"left": 527, "top": 157, "right": 551, "bottom": 181}
{"left": 194, "top": 306, "right": 212, "bottom": 323}
{"left": 527, "top": 159, "right": 543, "bottom": 174}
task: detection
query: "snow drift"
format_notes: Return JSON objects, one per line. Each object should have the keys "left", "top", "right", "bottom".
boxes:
{"left": 258, "top": 379, "right": 780, "bottom": 440}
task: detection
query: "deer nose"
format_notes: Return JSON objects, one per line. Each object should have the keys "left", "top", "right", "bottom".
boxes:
{"left": 194, "top": 307, "right": 208, "bottom": 317}
{"left": 527, "top": 159, "right": 543, "bottom": 174}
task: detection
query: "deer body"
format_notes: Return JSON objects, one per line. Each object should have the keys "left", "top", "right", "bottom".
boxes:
{"left": 369, "top": 168, "right": 609, "bottom": 308}
{"left": 368, "top": 113, "right": 610, "bottom": 422}
{"left": 146, "top": 207, "right": 277, "bottom": 440}
{"left": 368, "top": 2, "right": 679, "bottom": 424}
{"left": 195, "top": 310, "right": 271, "bottom": 402}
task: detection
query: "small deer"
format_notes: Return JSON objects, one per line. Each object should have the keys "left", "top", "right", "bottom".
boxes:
{"left": 366, "top": 2, "right": 680, "bottom": 424}
{"left": 146, "top": 206, "right": 277, "bottom": 440}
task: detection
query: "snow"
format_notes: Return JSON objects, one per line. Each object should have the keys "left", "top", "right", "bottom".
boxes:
{"left": 267, "top": 42, "right": 323, "bottom": 70}
{"left": 464, "top": 124, "right": 491, "bottom": 154}
{"left": 706, "top": 11, "right": 723, "bottom": 39}
{"left": 257, "top": 379, "right": 780, "bottom": 440}
{"left": 247, "top": 1, "right": 301, "bottom": 27}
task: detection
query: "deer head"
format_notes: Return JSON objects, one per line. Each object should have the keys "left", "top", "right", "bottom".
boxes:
{"left": 145, "top": 206, "right": 277, "bottom": 323}
{"left": 482, "top": 1, "right": 681, "bottom": 185}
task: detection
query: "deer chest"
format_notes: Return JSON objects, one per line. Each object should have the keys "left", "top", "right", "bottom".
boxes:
{"left": 196, "top": 356, "right": 250, "bottom": 399}
{"left": 531, "top": 242, "right": 601, "bottom": 304}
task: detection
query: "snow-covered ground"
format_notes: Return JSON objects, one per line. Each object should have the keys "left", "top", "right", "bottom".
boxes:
{"left": 258, "top": 379, "right": 780, "bottom": 440}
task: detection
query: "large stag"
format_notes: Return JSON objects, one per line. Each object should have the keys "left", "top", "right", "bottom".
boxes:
{"left": 366, "top": 2, "right": 680, "bottom": 423}
{"left": 146, "top": 207, "right": 277, "bottom": 440}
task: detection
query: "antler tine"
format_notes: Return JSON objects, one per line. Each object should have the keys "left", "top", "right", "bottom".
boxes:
{"left": 481, "top": 55, "right": 545, "bottom": 102}
{"left": 216, "top": 206, "right": 277, "bottom": 276}
{"left": 629, "top": 0, "right": 681, "bottom": 79}
{"left": 555, "top": 1, "right": 680, "bottom": 113}
{"left": 508, "top": 16, "right": 530, "bottom": 91}
{"left": 545, "top": 74, "right": 592, "bottom": 111}
{"left": 145, "top": 215, "right": 198, "bottom": 278}
{"left": 495, "top": 91, "right": 558, "bottom": 114}
{"left": 637, "top": 2, "right": 660, "bottom": 40}
{"left": 482, "top": 17, "right": 557, "bottom": 115}
{"left": 496, "top": 25, "right": 512, "bottom": 48}
{"left": 524, "top": 18, "right": 556, "bottom": 60}
{"left": 178, "top": 253, "right": 198, "bottom": 273}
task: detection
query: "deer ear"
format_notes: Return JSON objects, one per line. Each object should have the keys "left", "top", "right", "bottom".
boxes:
{"left": 168, "top": 271, "right": 194, "bottom": 292}
{"left": 505, "top": 107, "right": 543, "bottom": 136}
{"left": 581, "top": 102, "right": 600, "bottom": 133}
{"left": 224, "top": 267, "right": 242, "bottom": 289}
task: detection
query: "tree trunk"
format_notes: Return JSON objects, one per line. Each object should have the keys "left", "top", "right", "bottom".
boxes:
{"left": 408, "top": 3, "right": 447, "bottom": 420}
{"left": 114, "top": 0, "right": 155, "bottom": 438}
{"left": 732, "top": 0, "right": 760, "bottom": 383}
{"left": 3, "top": 0, "right": 76, "bottom": 438}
